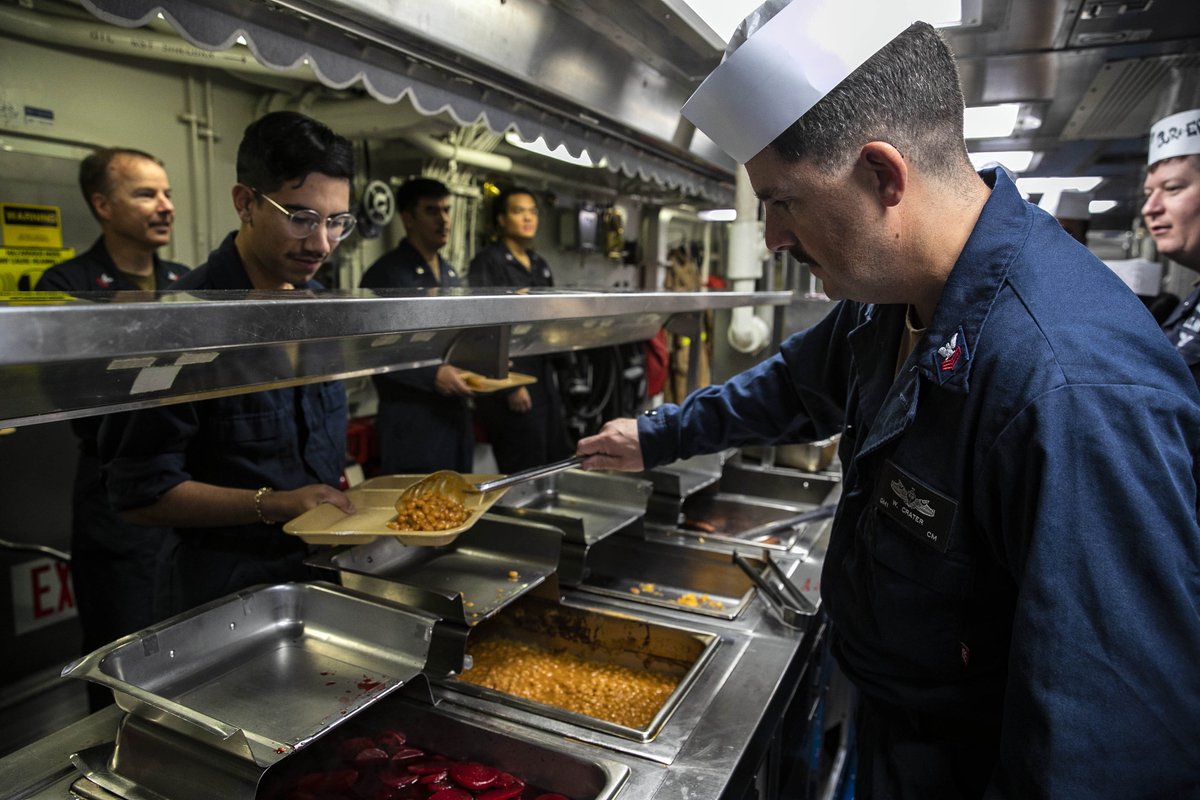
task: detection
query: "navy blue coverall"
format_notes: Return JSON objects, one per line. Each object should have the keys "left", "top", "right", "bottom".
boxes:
{"left": 360, "top": 238, "right": 472, "bottom": 473}
{"left": 468, "top": 241, "right": 570, "bottom": 471}
{"left": 637, "top": 170, "right": 1200, "bottom": 799}
{"left": 100, "top": 233, "right": 347, "bottom": 617}
{"left": 36, "top": 238, "right": 188, "bottom": 709}
{"left": 1160, "top": 282, "right": 1200, "bottom": 387}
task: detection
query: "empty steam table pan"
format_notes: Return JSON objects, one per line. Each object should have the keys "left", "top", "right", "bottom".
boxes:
{"left": 491, "top": 469, "right": 653, "bottom": 546}
{"left": 307, "top": 513, "right": 564, "bottom": 628}
{"left": 62, "top": 582, "right": 438, "bottom": 769}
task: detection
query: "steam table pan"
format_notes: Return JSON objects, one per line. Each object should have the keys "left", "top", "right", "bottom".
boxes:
{"left": 491, "top": 469, "right": 653, "bottom": 547}
{"left": 62, "top": 582, "right": 438, "bottom": 768}
{"left": 308, "top": 513, "right": 564, "bottom": 628}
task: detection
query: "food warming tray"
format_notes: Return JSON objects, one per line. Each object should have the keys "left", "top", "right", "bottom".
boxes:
{"left": 576, "top": 531, "right": 760, "bottom": 620}
{"left": 444, "top": 593, "right": 720, "bottom": 743}
{"left": 307, "top": 513, "right": 563, "bottom": 629}
{"left": 71, "top": 685, "right": 630, "bottom": 800}
{"left": 61, "top": 582, "right": 438, "bottom": 768}
{"left": 283, "top": 473, "right": 508, "bottom": 547}
{"left": 487, "top": 469, "right": 652, "bottom": 584}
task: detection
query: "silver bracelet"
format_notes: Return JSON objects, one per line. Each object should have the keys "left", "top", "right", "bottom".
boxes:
{"left": 253, "top": 486, "right": 275, "bottom": 524}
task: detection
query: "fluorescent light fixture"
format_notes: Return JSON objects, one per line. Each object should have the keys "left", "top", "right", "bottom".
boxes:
{"left": 964, "top": 104, "right": 1021, "bottom": 139}
{"left": 674, "top": 0, "right": 967, "bottom": 46}
{"left": 505, "top": 132, "right": 600, "bottom": 168}
{"left": 1089, "top": 200, "right": 1118, "bottom": 214}
{"left": 968, "top": 150, "right": 1036, "bottom": 173}
{"left": 1015, "top": 176, "right": 1104, "bottom": 196}
{"left": 699, "top": 208, "right": 737, "bottom": 222}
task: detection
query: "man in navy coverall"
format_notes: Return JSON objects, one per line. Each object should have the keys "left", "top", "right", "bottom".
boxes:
{"left": 360, "top": 178, "right": 474, "bottom": 473}
{"left": 101, "top": 112, "right": 356, "bottom": 616}
{"left": 578, "top": 5, "right": 1200, "bottom": 798}
{"left": 36, "top": 147, "right": 188, "bottom": 709}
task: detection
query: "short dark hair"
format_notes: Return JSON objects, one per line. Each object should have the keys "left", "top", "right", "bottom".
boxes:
{"left": 396, "top": 178, "right": 450, "bottom": 215}
{"left": 236, "top": 111, "right": 354, "bottom": 193}
{"left": 493, "top": 186, "right": 537, "bottom": 228}
{"left": 79, "top": 147, "right": 162, "bottom": 220}
{"left": 769, "top": 22, "right": 969, "bottom": 178}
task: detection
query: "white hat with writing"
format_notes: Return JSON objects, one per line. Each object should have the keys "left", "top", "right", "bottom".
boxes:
{"left": 1148, "top": 108, "right": 1200, "bottom": 166}
{"left": 681, "top": 0, "right": 914, "bottom": 163}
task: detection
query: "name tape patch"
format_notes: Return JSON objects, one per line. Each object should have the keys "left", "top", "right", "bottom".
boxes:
{"left": 873, "top": 460, "right": 957, "bottom": 552}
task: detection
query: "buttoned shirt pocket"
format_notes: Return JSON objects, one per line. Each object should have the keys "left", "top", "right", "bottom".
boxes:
{"left": 867, "top": 507, "right": 974, "bottom": 680}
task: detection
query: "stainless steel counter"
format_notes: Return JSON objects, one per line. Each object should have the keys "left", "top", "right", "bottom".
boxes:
{"left": 0, "top": 532, "right": 830, "bottom": 800}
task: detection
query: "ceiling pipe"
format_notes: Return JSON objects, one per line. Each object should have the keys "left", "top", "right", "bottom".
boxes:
{"left": 401, "top": 134, "right": 514, "bottom": 173}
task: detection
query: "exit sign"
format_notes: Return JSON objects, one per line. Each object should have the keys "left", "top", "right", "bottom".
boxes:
{"left": 11, "top": 557, "right": 76, "bottom": 635}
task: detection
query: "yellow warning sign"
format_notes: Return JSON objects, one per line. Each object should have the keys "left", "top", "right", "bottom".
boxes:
{"left": 0, "top": 246, "right": 74, "bottom": 292}
{"left": 1, "top": 203, "right": 64, "bottom": 248}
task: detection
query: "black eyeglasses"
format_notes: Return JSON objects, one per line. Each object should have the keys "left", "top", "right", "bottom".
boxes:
{"left": 251, "top": 187, "right": 357, "bottom": 242}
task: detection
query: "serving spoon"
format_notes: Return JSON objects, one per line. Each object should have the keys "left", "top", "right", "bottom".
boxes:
{"left": 396, "top": 455, "right": 585, "bottom": 506}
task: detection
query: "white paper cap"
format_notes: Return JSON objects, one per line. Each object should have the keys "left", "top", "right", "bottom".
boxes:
{"left": 1038, "top": 189, "right": 1092, "bottom": 221}
{"left": 1148, "top": 108, "right": 1200, "bottom": 166}
{"left": 681, "top": 0, "right": 914, "bottom": 163}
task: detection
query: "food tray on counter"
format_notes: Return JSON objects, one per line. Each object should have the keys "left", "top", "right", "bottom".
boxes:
{"left": 459, "top": 369, "right": 537, "bottom": 393}
{"left": 61, "top": 582, "right": 438, "bottom": 768}
{"left": 283, "top": 474, "right": 507, "bottom": 547}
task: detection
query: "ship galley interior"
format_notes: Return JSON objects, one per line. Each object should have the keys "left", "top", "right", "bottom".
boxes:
{"left": 1, "top": 1, "right": 1199, "bottom": 799}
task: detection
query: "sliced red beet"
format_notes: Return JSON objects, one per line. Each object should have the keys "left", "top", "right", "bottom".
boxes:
{"left": 390, "top": 747, "right": 426, "bottom": 762}
{"left": 354, "top": 747, "right": 391, "bottom": 768}
{"left": 534, "top": 794, "right": 572, "bottom": 800}
{"left": 406, "top": 762, "right": 451, "bottom": 775}
{"left": 423, "top": 780, "right": 454, "bottom": 794}
{"left": 491, "top": 772, "right": 519, "bottom": 788}
{"left": 378, "top": 769, "right": 420, "bottom": 789}
{"left": 418, "top": 769, "right": 450, "bottom": 784}
{"left": 376, "top": 730, "right": 408, "bottom": 753}
{"left": 426, "top": 790, "right": 472, "bottom": 800}
{"left": 338, "top": 736, "right": 379, "bottom": 762}
{"left": 476, "top": 785, "right": 525, "bottom": 800}
{"left": 449, "top": 762, "right": 500, "bottom": 790}
{"left": 295, "top": 773, "right": 327, "bottom": 792}
{"left": 321, "top": 769, "right": 360, "bottom": 791}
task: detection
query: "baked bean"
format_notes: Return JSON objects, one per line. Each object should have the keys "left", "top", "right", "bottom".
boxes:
{"left": 389, "top": 490, "right": 470, "bottom": 532}
{"left": 459, "top": 639, "right": 678, "bottom": 729}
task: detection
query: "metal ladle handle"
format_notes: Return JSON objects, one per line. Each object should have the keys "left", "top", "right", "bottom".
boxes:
{"left": 473, "top": 456, "right": 585, "bottom": 493}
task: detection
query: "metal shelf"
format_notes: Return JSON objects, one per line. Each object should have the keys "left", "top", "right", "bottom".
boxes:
{"left": 1, "top": 287, "right": 790, "bottom": 427}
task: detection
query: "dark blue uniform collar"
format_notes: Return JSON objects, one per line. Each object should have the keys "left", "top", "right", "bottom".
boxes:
{"left": 83, "top": 236, "right": 188, "bottom": 288}
{"left": 181, "top": 231, "right": 325, "bottom": 290}
{"left": 911, "top": 167, "right": 1030, "bottom": 395}
{"left": 397, "top": 238, "right": 456, "bottom": 284}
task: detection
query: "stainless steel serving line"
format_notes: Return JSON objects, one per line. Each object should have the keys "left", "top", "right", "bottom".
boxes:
{"left": 0, "top": 288, "right": 790, "bottom": 427}
{"left": 0, "top": 561, "right": 831, "bottom": 800}
{"left": 0, "top": 464, "right": 839, "bottom": 799}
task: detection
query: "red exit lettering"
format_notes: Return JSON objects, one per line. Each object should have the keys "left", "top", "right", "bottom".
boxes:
{"left": 30, "top": 561, "right": 74, "bottom": 618}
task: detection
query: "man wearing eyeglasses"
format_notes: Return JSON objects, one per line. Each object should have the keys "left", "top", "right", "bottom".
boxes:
{"left": 100, "top": 111, "right": 356, "bottom": 617}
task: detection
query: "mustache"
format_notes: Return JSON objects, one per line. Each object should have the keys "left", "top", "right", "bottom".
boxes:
{"left": 789, "top": 246, "right": 815, "bottom": 267}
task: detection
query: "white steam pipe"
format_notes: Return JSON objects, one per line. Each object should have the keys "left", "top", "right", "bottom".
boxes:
{"left": 727, "top": 165, "right": 771, "bottom": 353}
{"left": 402, "top": 134, "right": 513, "bottom": 173}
